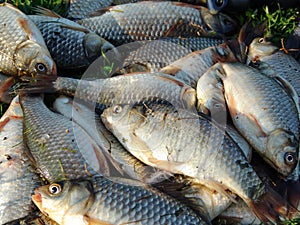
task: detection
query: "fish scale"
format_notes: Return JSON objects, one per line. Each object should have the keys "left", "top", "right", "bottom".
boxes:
{"left": 101, "top": 101, "right": 300, "bottom": 223}
{"left": 0, "top": 3, "right": 56, "bottom": 77}
{"left": 102, "top": 103, "right": 263, "bottom": 201}
{"left": 0, "top": 96, "right": 41, "bottom": 224}
{"left": 29, "top": 15, "right": 114, "bottom": 70}
{"left": 78, "top": 1, "right": 236, "bottom": 46}
{"left": 20, "top": 95, "right": 98, "bottom": 182}
{"left": 46, "top": 73, "right": 197, "bottom": 110}
{"left": 32, "top": 174, "right": 208, "bottom": 225}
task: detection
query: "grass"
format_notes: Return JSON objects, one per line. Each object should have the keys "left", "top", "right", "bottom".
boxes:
{"left": 242, "top": 4, "right": 299, "bottom": 45}
{"left": 1, "top": 0, "right": 68, "bottom": 15}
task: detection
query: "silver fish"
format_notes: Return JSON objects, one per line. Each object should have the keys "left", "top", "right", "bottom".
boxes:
{"left": 20, "top": 95, "right": 108, "bottom": 182}
{"left": 0, "top": 3, "right": 56, "bottom": 77}
{"left": 26, "top": 73, "right": 197, "bottom": 110}
{"left": 101, "top": 101, "right": 299, "bottom": 223}
{"left": 29, "top": 13, "right": 115, "bottom": 70}
{"left": 78, "top": 1, "right": 237, "bottom": 46}
{"left": 197, "top": 62, "right": 300, "bottom": 177}
{"left": 32, "top": 175, "right": 208, "bottom": 225}
{"left": 0, "top": 96, "right": 41, "bottom": 224}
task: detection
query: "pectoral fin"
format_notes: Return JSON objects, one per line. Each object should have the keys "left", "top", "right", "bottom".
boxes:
{"left": 84, "top": 215, "right": 114, "bottom": 225}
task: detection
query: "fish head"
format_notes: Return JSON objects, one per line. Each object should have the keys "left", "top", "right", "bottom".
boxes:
{"left": 202, "top": 10, "right": 237, "bottom": 35}
{"left": 266, "top": 129, "right": 299, "bottom": 177}
{"left": 101, "top": 104, "right": 144, "bottom": 131}
{"left": 247, "top": 38, "right": 278, "bottom": 64}
{"left": 32, "top": 180, "right": 93, "bottom": 224}
{"left": 14, "top": 40, "right": 57, "bottom": 78}
{"left": 84, "top": 33, "right": 115, "bottom": 61}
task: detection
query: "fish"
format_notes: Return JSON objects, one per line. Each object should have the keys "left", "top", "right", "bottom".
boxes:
{"left": 22, "top": 73, "right": 197, "bottom": 110}
{"left": 78, "top": 1, "right": 237, "bottom": 46}
{"left": 32, "top": 174, "right": 208, "bottom": 225}
{"left": 101, "top": 100, "right": 300, "bottom": 223}
{"left": 65, "top": 0, "right": 114, "bottom": 20}
{"left": 20, "top": 94, "right": 110, "bottom": 183}
{"left": 0, "top": 3, "right": 56, "bottom": 77}
{"left": 0, "top": 95, "right": 41, "bottom": 224}
{"left": 197, "top": 62, "right": 300, "bottom": 177}
{"left": 247, "top": 37, "right": 300, "bottom": 182}
{"left": 53, "top": 95, "right": 228, "bottom": 222}
{"left": 113, "top": 38, "right": 223, "bottom": 74}
{"left": 52, "top": 95, "right": 166, "bottom": 183}
{"left": 28, "top": 13, "right": 115, "bottom": 70}
{"left": 248, "top": 37, "right": 300, "bottom": 104}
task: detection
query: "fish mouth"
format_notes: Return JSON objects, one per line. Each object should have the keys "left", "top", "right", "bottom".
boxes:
{"left": 32, "top": 189, "right": 42, "bottom": 206}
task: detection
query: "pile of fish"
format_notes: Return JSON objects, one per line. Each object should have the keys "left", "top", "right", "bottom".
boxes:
{"left": 1, "top": 1, "right": 300, "bottom": 225}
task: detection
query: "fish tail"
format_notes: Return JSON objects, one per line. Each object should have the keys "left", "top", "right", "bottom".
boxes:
{"left": 19, "top": 75, "right": 57, "bottom": 94}
{"left": 249, "top": 186, "right": 300, "bottom": 223}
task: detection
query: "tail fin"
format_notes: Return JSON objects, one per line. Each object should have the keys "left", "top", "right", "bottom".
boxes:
{"left": 249, "top": 185, "right": 300, "bottom": 223}
{"left": 18, "top": 75, "right": 57, "bottom": 95}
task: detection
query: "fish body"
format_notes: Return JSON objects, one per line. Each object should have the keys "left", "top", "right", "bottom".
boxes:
{"left": 0, "top": 96, "right": 41, "bottom": 224}
{"left": 53, "top": 95, "right": 164, "bottom": 182}
{"left": 217, "top": 62, "right": 300, "bottom": 177}
{"left": 37, "top": 73, "right": 197, "bottom": 110}
{"left": 0, "top": 3, "right": 56, "bottom": 77}
{"left": 20, "top": 95, "right": 103, "bottom": 182}
{"left": 53, "top": 95, "right": 222, "bottom": 221}
{"left": 32, "top": 175, "right": 207, "bottom": 225}
{"left": 78, "top": 1, "right": 236, "bottom": 46}
{"left": 101, "top": 101, "right": 298, "bottom": 222}
{"left": 29, "top": 15, "right": 115, "bottom": 70}
{"left": 115, "top": 38, "right": 223, "bottom": 74}
{"left": 248, "top": 38, "right": 300, "bottom": 104}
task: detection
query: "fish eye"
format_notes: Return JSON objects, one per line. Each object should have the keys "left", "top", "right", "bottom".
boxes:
{"left": 35, "top": 63, "right": 47, "bottom": 74}
{"left": 284, "top": 152, "right": 296, "bottom": 165}
{"left": 113, "top": 105, "right": 122, "bottom": 114}
{"left": 215, "top": 0, "right": 224, "bottom": 7}
{"left": 258, "top": 38, "right": 264, "bottom": 44}
{"left": 48, "top": 183, "right": 62, "bottom": 195}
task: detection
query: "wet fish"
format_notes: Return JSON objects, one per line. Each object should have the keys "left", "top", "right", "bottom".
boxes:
{"left": 32, "top": 174, "right": 207, "bottom": 225}
{"left": 53, "top": 95, "right": 227, "bottom": 222}
{"left": 20, "top": 94, "right": 109, "bottom": 182}
{"left": 0, "top": 96, "right": 41, "bottom": 224}
{"left": 248, "top": 38, "right": 300, "bottom": 104}
{"left": 78, "top": 1, "right": 237, "bottom": 46}
{"left": 29, "top": 13, "right": 115, "bottom": 70}
{"left": 65, "top": 0, "right": 113, "bottom": 20}
{"left": 0, "top": 3, "right": 56, "bottom": 77}
{"left": 52, "top": 95, "right": 165, "bottom": 182}
{"left": 24, "top": 73, "right": 197, "bottom": 110}
{"left": 114, "top": 38, "right": 223, "bottom": 74}
{"left": 101, "top": 101, "right": 299, "bottom": 223}
{"left": 197, "top": 62, "right": 300, "bottom": 177}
